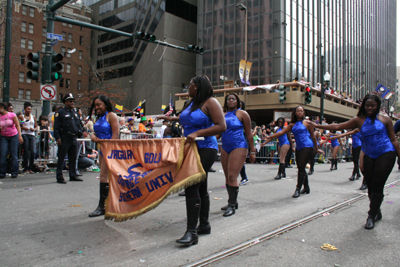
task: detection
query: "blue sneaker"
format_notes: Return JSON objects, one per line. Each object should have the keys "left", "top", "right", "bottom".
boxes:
{"left": 239, "top": 179, "right": 249, "bottom": 185}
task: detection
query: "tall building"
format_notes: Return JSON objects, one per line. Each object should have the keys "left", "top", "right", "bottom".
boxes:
{"left": 84, "top": 0, "right": 198, "bottom": 115}
{"left": 197, "top": 1, "right": 396, "bottom": 102}
{"left": 0, "top": 0, "right": 92, "bottom": 114}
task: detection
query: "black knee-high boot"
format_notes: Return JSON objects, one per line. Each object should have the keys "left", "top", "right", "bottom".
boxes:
{"left": 197, "top": 195, "right": 211, "bottom": 235}
{"left": 281, "top": 164, "right": 286, "bottom": 178}
{"left": 365, "top": 193, "right": 384, "bottom": 229}
{"left": 330, "top": 159, "right": 334, "bottom": 171}
{"left": 176, "top": 198, "right": 200, "bottom": 246}
{"left": 89, "top": 183, "right": 109, "bottom": 217}
{"left": 274, "top": 164, "right": 285, "bottom": 179}
{"left": 354, "top": 161, "right": 361, "bottom": 179}
{"left": 301, "top": 173, "right": 310, "bottom": 194}
{"left": 359, "top": 174, "right": 368, "bottom": 190}
{"left": 293, "top": 172, "right": 306, "bottom": 198}
{"left": 334, "top": 159, "right": 338, "bottom": 170}
{"left": 221, "top": 184, "right": 238, "bottom": 210}
{"left": 308, "top": 159, "right": 315, "bottom": 175}
{"left": 223, "top": 186, "right": 238, "bottom": 217}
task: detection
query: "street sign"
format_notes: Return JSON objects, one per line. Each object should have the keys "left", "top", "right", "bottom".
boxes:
{"left": 51, "top": 39, "right": 58, "bottom": 46}
{"left": 47, "top": 33, "right": 63, "bottom": 41}
{"left": 40, "top": 84, "right": 57, "bottom": 101}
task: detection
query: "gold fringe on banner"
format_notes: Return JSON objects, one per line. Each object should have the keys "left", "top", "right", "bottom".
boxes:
{"left": 103, "top": 138, "right": 206, "bottom": 222}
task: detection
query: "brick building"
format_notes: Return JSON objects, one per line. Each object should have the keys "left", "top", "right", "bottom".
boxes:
{"left": 0, "top": 0, "right": 92, "bottom": 115}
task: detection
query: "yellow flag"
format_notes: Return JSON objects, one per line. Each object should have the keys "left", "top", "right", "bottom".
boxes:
{"left": 115, "top": 104, "right": 123, "bottom": 112}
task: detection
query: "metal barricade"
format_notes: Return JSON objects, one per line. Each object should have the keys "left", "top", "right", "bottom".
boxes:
{"left": 18, "top": 130, "right": 99, "bottom": 167}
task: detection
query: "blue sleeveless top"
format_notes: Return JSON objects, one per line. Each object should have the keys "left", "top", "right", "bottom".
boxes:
{"left": 330, "top": 135, "right": 339, "bottom": 148}
{"left": 277, "top": 127, "right": 290, "bottom": 147}
{"left": 94, "top": 112, "right": 113, "bottom": 139}
{"left": 292, "top": 121, "right": 314, "bottom": 150}
{"left": 179, "top": 102, "right": 218, "bottom": 150}
{"left": 352, "top": 132, "right": 362, "bottom": 148}
{"left": 221, "top": 110, "right": 247, "bottom": 152}
{"left": 360, "top": 116, "right": 395, "bottom": 159}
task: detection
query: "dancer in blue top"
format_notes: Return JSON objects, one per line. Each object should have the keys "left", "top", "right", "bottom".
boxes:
{"left": 330, "top": 129, "right": 362, "bottom": 180}
{"left": 218, "top": 93, "right": 255, "bottom": 217}
{"left": 262, "top": 117, "right": 293, "bottom": 180}
{"left": 263, "top": 106, "right": 318, "bottom": 198}
{"left": 88, "top": 95, "right": 120, "bottom": 217}
{"left": 312, "top": 94, "right": 400, "bottom": 229}
{"left": 326, "top": 129, "right": 344, "bottom": 171}
{"left": 158, "top": 75, "right": 226, "bottom": 246}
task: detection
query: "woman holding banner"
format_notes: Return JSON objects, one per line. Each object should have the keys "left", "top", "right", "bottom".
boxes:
{"left": 88, "top": 95, "right": 120, "bottom": 217}
{"left": 219, "top": 93, "right": 255, "bottom": 217}
{"left": 158, "top": 75, "right": 226, "bottom": 246}
{"left": 311, "top": 94, "right": 400, "bottom": 229}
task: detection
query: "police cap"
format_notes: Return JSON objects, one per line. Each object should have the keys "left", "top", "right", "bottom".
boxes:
{"left": 62, "top": 93, "right": 75, "bottom": 103}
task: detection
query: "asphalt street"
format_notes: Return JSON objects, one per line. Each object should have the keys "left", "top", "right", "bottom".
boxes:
{"left": 1, "top": 161, "right": 399, "bottom": 267}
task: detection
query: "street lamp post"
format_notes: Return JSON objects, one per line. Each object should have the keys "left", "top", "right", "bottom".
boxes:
{"left": 320, "top": 71, "right": 330, "bottom": 121}
{"left": 236, "top": 3, "right": 248, "bottom": 62}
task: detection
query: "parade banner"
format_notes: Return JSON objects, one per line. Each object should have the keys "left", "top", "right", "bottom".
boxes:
{"left": 245, "top": 61, "right": 252, "bottom": 85}
{"left": 239, "top": 60, "right": 246, "bottom": 84}
{"left": 100, "top": 138, "right": 205, "bottom": 222}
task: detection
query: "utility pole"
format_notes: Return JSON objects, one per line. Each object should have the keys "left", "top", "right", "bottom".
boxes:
{"left": 2, "top": 0, "right": 12, "bottom": 103}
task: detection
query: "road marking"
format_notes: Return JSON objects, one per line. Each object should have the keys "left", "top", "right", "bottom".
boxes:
{"left": 184, "top": 179, "right": 400, "bottom": 267}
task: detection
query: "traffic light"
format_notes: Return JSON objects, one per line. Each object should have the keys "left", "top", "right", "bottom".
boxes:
{"left": 187, "top": 45, "right": 204, "bottom": 54}
{"left": 278, "top": 84, "right": 286, "bottom": 103}
{"left": 305, "top": 86, "right": 312, "bottom": 104}
{"left": 134, "top": 31, "right": 156, "bottom": 42}
{"left": 27, "top": 52, "right": 40, "bottom": 81}
{"left": 51, "top": 53, "right": 63, "bottom": 82}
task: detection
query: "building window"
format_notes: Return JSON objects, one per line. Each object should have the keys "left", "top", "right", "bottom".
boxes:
{"left": 61, "top": 46, "right": 66, "bottom": 55}
{"left": 66, "top": 79, "right": 71, "bottom": 88}
{"left": 59, "top": 93, "right": 63, "bottom": 100}
{"left": 20, "top": 55, "right": 25, "bottom": 65}
{"left": 68, "top": 24, "right": 72, "bottom": 28}
{"left": 68, "top": 33, "right": 72, "bottom": 43}
{"left": 78, "top": 66, "right": 82, "bottom": 75}
{"left": 21, "top": 38, "right": 26, "bottom": 48}
{"left": 66, "top": 48, "right": 71, "bottom": 58}
{"left": 60, "top": 78, "right": 64, "bottom": 88}
{"left": 62, "top": 31, "right": 66, "bottom": 40}
{"left": 27, "top": 39, "right": 33, "bottom": 50}
{"left": 77, "top": 80, "right": 81, "bottom": 90}
{"left": 79, "top": 50, "right": 83, "bottom": 60}
{"left": 21, "top": 22, "right": 27, "bottom": 32}
{"left": 28, "top": 23, "right": 34, "bottom": 34}
{"left": 18, "top": 89, "right": 24, "bottom": 99}
{"left": 43, "top": 27, "right": 47, "bottom": 37}
{"left": 66, "top": 64, "right": 71, "bottom": 73}
{"left": 19, "top": 72, "right": 25, "bottom": 82}
{"left": 22, "top": 5, "right": 28, "bottom": 15}
{"left": 62, "top": 22, "right": 67, "bottom": 26}
{"left": 29, "top": 7, "right": 34, "bottom": 18}
{"left": 42, "top": 43, "right": 46, "bottom": 52}
{"left": 26, "top": 77, "right": 31, "bottom": 84}
{"left": 61, "top": 63, "right": 65, "bottom": 72}
{"left": 79, "top": 36, "right": 83, "bottom": 45}
{"left": 26, "top": 90, "right": 31, "bottom": 100}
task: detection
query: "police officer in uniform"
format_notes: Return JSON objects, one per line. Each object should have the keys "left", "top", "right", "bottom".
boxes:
{"left": 54, "top": 93, "right": 83, "bottom": 184}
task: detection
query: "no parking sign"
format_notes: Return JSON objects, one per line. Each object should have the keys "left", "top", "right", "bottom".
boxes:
{"left": 40, "top": 85, "right": 57, "bottom": 101}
